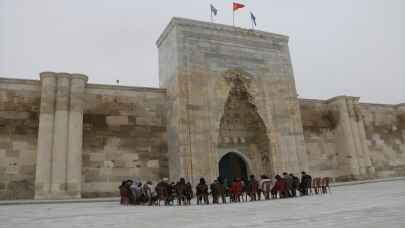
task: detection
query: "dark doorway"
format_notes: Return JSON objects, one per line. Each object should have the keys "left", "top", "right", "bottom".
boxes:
{"left": 218, "top": 152, "right": 248, "bottom": 185}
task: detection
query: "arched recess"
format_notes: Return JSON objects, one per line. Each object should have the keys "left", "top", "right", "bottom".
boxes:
{"left": 217, "top": 74, "right": 273, "bottom": 176}
{"left": 218, "top": 152, "right": 249, "bottom": 183}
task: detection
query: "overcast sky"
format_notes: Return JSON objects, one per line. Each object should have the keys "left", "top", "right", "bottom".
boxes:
{"left": 0, "top": 0, "right": 404, "bottom": 104}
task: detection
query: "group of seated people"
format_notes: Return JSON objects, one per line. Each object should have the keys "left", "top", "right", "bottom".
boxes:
{"left": 118, "top": 171, "right": 331, "bottom": 206}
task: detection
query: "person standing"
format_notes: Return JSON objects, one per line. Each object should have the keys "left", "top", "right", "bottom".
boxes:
{"left": 129, "top": 180, "right": 141, "bottom": 204}
{"left": 249, "top": 175, "right": 259, "bottom": 201}
{"left": 119, "top": 181, "right": 129, "bottom": 206}
{"left": 272, "top": 174, "right": 288, "bottom": 198}
{"left": 175, "top": 178, "right": 187, "bottom": 205}
{"left": 308, "top": 173, "right": 313, "bottom": 195}
{"left": 290, "top": 173, "right": 299, "bottom": 197}
{"left": 169, "top": 182, "right": 177, "bottom": 205}
{"left": 149, "top": 181, "right": 158, "bottom": 205}
{"left": 196, "top": 178, "right": 209, "bottom": 205}
{"left": 155, "top": 178, "right": 170, "bottom": 205}
{"left": 259, "top": 175, "right": 272, "bottom": 200}
{"left": 230, "top": 178, "right": 242, "bottom": 202}
{"left": 142, "top": 181, "right": 153, "bottom": 205}
{"left": 282, "top": 172, "right": 293, "bottom": 197}
{"left": 301, "top": 172, "right": 306, "bottom": 195}
{"left": 241, "top": 179, "right": 248, "bottom": 202}
{"left": 215, "top": 177, "right": 226, "bottom": 204}
{"left": 185, "top": 182, "right": 193, "bottom": 205}
{"left": 300, "top": 171, "right": 311, "bottom": 196}
{"left": 210, "top": 180, "right": 219, "bottom": 204}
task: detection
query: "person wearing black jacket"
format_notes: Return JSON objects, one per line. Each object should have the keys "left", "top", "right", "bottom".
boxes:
{"left": 290, "top": 173, "right": 299, "bottom": 197}
{"left": 210, "top": 180, "right": 219, "bottom": 204}
{"left": 185, "top": 182, "right": 193, "bottom": 205}
{"left": 196, "top": 178, "right": 209, "bottom": 205}
{"left": 300, "top": 171, "right": 312, "bottom": 196}
{"left": 175, "top": 178, "right": 187, "bottom": 205}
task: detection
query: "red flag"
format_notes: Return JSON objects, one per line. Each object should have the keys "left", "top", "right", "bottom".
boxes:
{"left": 233, "top": 2, "right": 245, "bottom": 11}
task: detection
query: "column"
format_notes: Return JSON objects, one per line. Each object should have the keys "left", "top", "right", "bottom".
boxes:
{"left": 50, "top": 73, "right": 70, "bottom": 197}
{"left": 66, "top": 74, "right": 87, "bottom": 198}
{"left": 35, "top": 72, "right": 57, "bottom": 199}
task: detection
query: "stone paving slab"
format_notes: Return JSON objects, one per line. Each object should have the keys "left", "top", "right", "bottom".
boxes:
{"left": 0, "top": 197, "right": 119, "bottom": 206}
{"left": 331, "top": 176, "right": 405, "bottom": 187}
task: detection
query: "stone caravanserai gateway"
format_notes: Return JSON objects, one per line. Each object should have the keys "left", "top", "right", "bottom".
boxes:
{"left": 0, "top": 18, "right": 404, "bottom": 200}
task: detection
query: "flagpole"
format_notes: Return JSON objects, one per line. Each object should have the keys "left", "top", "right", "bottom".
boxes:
{"left": 233, "top": 10, "right": 235, "bottom": 26}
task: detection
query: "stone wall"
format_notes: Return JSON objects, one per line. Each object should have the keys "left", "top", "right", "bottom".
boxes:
{"left": 360, "top": 103, "right": 405, "bottom": 177}
{"left": 300, "top": 98, "right": 405, "bottom": 181}
{"left": 0, "top": 77, "right": 169, "bottom": 200}
{"left": 0, "top": 78, "right": 40, "bottom": 200}
{"left": 81, "top": 84, "right": 168, "bottom": 197}
{"left": 300, "top": 99, "right": 339, "bottom": 179}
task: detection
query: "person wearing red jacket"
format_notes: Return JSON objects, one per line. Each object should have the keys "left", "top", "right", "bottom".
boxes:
{"left": 271, "top": 175, "right": 288, "bottom": 198}
{"left": 230, "top": 178, "right": 242, "bottom": 202}
{"left": 118, "top": 180, "right": 130, "bottom": 206}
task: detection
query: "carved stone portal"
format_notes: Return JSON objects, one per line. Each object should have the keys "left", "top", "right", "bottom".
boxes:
{"left": 218, "top": 71, "right": 273, "bottom": 176}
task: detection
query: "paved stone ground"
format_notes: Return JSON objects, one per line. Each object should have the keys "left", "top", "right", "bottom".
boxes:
{"left": 1, "top": 180, "right": 404, "bottom": 228}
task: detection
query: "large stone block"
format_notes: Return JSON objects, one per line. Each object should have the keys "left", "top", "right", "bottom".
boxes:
{"left": 90, "top": 153, "right": 106, "bottom": 162}
{"left": 0, "top": 111, "right": 30, "bottom": 119}
{"left": 146, "top": 160, "right": 159, "bottom": 168}
{"left": 106, "top": 116, "right": 128, "bottom": 126}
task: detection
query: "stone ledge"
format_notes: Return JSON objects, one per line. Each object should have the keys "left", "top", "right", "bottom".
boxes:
{"left": 40, "top": 72, "right": 85, "bottom": 80}
{"left": 359, "top": 102, "right": 401, "bottom": 108}
{"left": 0, "top": 77, "right": 40, "bottom": 85}
{"left": 156, "top": 17, "right": 289, "bottom": 47}
{"left": 71, "top": 73, "right": 88, "bottom": 82}
{"left": 87, "top": 83, "right": 167, "bottom": 93}
{"left": 299, "top": 98, "right": 402, "bottom": 107}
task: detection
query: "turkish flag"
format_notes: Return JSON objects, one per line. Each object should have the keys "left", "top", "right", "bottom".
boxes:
{"left": 233, "top": 2, "right": 245, "bottom": 11}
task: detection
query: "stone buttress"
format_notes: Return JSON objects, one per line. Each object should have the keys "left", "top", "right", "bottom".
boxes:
{"left": 35, "top": 72, "right": 87, "bottom": 199}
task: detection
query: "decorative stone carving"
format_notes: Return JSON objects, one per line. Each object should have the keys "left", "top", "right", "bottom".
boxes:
{"left": 223, "top": 69, "right": 257, "bottom": 108}
{"left": 224, "top": 69, "right": 252, "bottom": 86}
{"left": 218, "top": 70, "right": 272, "bottom": 175}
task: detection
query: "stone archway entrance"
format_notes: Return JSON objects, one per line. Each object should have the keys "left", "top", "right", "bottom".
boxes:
{"left": 217, "top": 71, "right": 273, "bottom": 177}
{"left": 218, "top": 152, "right": 248, "bottom": 182}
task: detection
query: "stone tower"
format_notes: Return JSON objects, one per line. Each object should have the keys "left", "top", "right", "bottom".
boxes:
{"left": 156, "top": 18, "right": 309, "bottom": 184}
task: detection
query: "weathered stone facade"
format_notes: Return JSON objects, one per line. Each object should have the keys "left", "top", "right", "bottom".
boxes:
{"left": 0, "top": 79, "right": 40, "bottom": 200}
{"left": 300, "top": 97, "right": 404, "bottom": 181}
{"left": 361, "top": 103, "right": 405, "bottom": 177}
{"left": 81, "top": 85, "right": 168, "bottom": 198}
{"left": 0, "top": 18, "right": 403, "bottom": 200}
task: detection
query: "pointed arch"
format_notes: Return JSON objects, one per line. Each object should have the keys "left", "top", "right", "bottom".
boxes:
{"left": 217, "top": 70, "right": 274, "bottom": 176}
